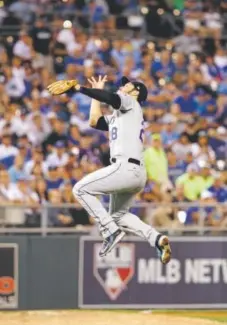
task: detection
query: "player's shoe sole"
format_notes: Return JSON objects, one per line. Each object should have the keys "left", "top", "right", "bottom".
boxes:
{"left": 156, "top": 235, "right": 172, "bottom": 264}
{"left": 99, "top": 230, "right": 126, "bottom": 257}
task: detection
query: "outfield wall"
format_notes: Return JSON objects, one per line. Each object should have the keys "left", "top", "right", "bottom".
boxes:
{"left": 0, "top": 235, "right": 226, "bottom": 310}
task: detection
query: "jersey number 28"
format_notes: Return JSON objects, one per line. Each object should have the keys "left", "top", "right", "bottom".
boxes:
{"left": 139, "top": 129, "right": 144, "bottom": 142}
{"left": 111, "top": 126, "right": 144, "bottom": 142}
{"left": 111, "top": 127, "right": 118, "bottom": 140}
{"left": 139, "top": 121, "right": 145, "bottom": 143}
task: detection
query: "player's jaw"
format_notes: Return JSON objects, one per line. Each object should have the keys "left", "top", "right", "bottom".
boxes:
{"left": 119, "top": 83, "right": 139, "bottom": 97}
{"left": 120, "top": 82, "right": 133, "bottom": 92}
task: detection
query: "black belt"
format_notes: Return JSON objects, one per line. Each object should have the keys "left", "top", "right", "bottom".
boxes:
{"left": 111, "top": 158, "right": 140, "bottom": 166}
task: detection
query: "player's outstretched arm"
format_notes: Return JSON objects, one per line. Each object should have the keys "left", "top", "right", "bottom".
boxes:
{"left": 75, "top": 83, "right": 121, "bottom": 110}
{"left": 88, "top": 76, "right": 108, "bottom": 130}
{"left": 47, "top": 78, "right": 121, "bottom": 109}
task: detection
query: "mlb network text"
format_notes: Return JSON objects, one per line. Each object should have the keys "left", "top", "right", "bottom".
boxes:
{"left": 138, "top": 259, "right": 227, "bottom": 284}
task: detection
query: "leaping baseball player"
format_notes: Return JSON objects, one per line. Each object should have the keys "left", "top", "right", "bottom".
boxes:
{"left": 47, "top": 75, "right": 171, "bottom": 264}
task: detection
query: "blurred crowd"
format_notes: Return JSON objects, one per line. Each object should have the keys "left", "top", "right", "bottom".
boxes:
{"left": 0, "top": 0, "right": 226, "bottom": 230}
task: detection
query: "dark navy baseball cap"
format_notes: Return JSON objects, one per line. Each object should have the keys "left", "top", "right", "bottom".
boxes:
{"left": 121, "top": 76, "right": 148, "bottom": 103}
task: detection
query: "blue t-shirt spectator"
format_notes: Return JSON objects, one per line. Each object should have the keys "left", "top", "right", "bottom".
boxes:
{"left": 207, "top": 63, "right": 221, "bottom": 79}
{"left": 111, "top": 49, "right": 126, "bottom": 72}
{"left": 0, "top": 155, "right": 15, "bottom": 169}
{"left": 98, "top": 49, "right": 112, "bottom": 66}
{"left": 40, "top": 104, "right": 51, "bottom": 115}
{"left": 64, "top": 55, "right": 84, "bottom": 67}
{"left": 71, "top": 93, "right": 91, "bottom": 119}
{"left": 8, "top": 166, "right": 27, "bottom": 183}
{"left": 82, "top": 3, "right": 106, "bottom": 24}
{"left": 151, "top": 60, "right": 175, "bottom": 79}
{"left": 174, "top": 93, "right": 198, "bottom": 114}
{"left": 185, "top": 207, "right": 199, "bottom": 225}
{"left": 197, "top": 99, "right": 217, "bottom": 120}
{"left": 208, "top": 185, "right": 227, "bottom": 202}
{"left": 92, "top": 6, "right": 105, "bottom": 23}
{"left": 46, "top": 178, "right": 63, "bottom": 190}
{"left": 161, "top": 130, "right": 179, "bottom": 147}
{"left": 23, "top": 79, "right": 32, "bottom": 98}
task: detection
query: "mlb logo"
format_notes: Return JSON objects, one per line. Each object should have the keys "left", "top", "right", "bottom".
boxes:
{"left": 93, "top": 243, "right": 135, "bottom": 300}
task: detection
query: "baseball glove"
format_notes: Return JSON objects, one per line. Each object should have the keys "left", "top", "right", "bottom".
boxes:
{"left": 47, "top": 80, "right": 78, "bottom": 95}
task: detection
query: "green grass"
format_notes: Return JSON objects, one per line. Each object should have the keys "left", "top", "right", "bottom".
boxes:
{"left": 153, "top": 310, "right": 227, "bottom": 323}
{"left": 69, "top": 309, "right": 227, "bottom": 323}
{"left": 82, "top": 309, "right": 227, "bottom": 323}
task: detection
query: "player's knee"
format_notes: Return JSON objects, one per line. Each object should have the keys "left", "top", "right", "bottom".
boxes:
{"left": 112, "top": 210, "right": 126, "bottom": 220}
{"left": 72, "top": 182, "right": 83, "bottom": 198}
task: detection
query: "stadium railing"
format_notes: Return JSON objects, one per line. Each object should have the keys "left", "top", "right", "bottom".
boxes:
{"left": 0, "top": 202, "right": 226, "bottom": 236}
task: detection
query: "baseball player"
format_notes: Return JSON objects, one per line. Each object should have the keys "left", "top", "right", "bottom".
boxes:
{"left": 47, "top": 76, "right": 171, "bottom": 264}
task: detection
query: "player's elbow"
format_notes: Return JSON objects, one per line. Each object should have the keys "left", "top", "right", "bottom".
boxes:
{"left": 89, "top": 116, "right": 100, "bottom": 128}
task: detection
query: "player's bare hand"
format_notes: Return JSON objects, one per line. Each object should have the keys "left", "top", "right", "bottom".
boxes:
{"left": 88, "top": 75, "right": 107, "bottom": 89}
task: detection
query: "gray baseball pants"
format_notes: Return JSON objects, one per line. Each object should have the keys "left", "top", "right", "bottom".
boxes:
{"left": 73, "top": 158, "right": 160, "bottom": 246}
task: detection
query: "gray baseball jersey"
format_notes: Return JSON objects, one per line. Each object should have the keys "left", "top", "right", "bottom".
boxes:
{"left": 104, "top": 91, "right": 144, "bottom": 161}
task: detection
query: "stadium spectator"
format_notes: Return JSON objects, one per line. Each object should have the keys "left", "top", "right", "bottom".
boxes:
{"left": 173, "top": 84, "right": 198, "bottom": 115}
{"left": 184, "top": 206, "right": 200, "bottom": 226}
{"left": 182, "top": 151, "right": 194, "bottom": 170}
{"left": 191, "top": 131, "right": 216, "bottom": 164}
{"left": 175, "top": 164, "right": 203, "bottom": 201}
{"left": 173, "top": 27, "right": 202, "bottom": 54}
{"left": 46, "top": 166, "right": 64, "bottom": 191}
{"left": 27, "top": 112, "right": 51, "bottom": 146}
{"left": 8, "top": 154, "right": 26, "bottom": 183}
{"left": 43, "top": 118, "right": 67, "bottom": 153}
{"left": 160, "top": 114, "right": 179, "bottom": 148}
{"left": 0, "top": 134, "right": 18, "bottom": 168}
{"left": 141, "top": 181, "right": 164, "bottom": 203}
{"left": 30, "top": 17, "right": 53, "bottom": 73}
{"left": 199, "top": 163, "right": 214, "bottom": 192}
{"left": 24, "top": 147, "right": 48, "bottom": 176}
{"left": 48, "top": 189, "right": 74, "bottom": 227}
{"left": 68, "top": 123, "right": 80, "bottom": 147}
{"left": 201, "top": 55, "right": 222, "bottom": 83}
{"left": 172, "top": 186, "right": 190, "bottom": 203}
{"left": 15, "top": 175, "right": 39, "bottom": 204}
{"left": 151, "top": 49, "right": 175, "bottom": 80}
{"left": 15, "top": 175, "right": 40, "bottom": 228}
{"left": 208, "top": 173, "right": 227, "bottom": 203}
{"left": 172, "top": 132, "right": 192, "bottom": 160}
{"left": 0, "top": 111, "right": 13, "bottom": 137}
{"left": 30, "top": 163, "right": 45, "bottom": 179}
{"left": 46, "top": 141, "right": 69, "bottom": 168}
{"left": 0, "top": 169, "right": 19, "bottom": 202}
{"left": 200, "top": 191, "right": 224, "bottom": 227}
{"left": 167, "top": 150, "right": 185, "bottom": 185}
{"left": 173, "top": 52, "right": 188, "bottom": 76}
{"left": 183, "top": 118, "right": 199, "bottom": 143}
{"left": 60, "top": 180, "right": 91, "bottom": 226}
{"left": 9, "top": 0, "right": 37, "bottom": 23}
{"left": 35, "top": 178, "right": 48, "bottom": 204}
{"left": 10, "top": 109, "right": 30, "bottom": 138}
{"left": 144, "top": 133, "right": 169, "bottom": 186}
{"left": 13, "top": 30, "right": 33, "bottom": 60}
{"left": 150, "top": 204, "right": 181, "bottom": 229}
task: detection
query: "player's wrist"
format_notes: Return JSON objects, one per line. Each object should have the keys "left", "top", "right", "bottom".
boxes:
{"left": 74, "top": 84, "right": 81, "bottom": 91}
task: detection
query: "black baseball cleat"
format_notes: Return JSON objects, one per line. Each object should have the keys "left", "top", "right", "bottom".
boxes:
{"left": 99, "top": 229, "right": 126, "bottom": 257}
{"left": 155, "top": 234, "right": 172, "bottom": 264}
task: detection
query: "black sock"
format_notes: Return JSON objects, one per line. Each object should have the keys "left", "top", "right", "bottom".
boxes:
{"left": 155, "top": 234, "right": 162, "bottom": 248}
